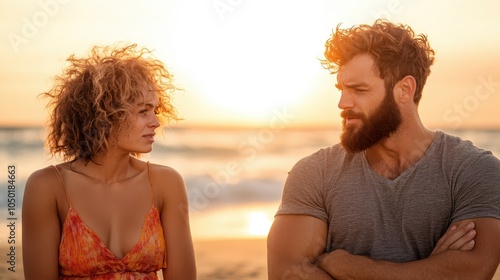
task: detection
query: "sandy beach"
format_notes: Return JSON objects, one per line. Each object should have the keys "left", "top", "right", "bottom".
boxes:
{"left": 3, "top": 239, "right": 499, "bottom": 279}
{"left": 194, "top": 238, "right": 267, "bottom": 280}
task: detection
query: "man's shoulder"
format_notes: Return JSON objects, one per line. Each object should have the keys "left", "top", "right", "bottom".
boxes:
{"left": 291, "top": 143, "right": 359, "bottom": 174}
{"left": 300, "top": 143, "right": 349, "bottom": 163}
{"left": 439, "top": 131, "right": 496, "bottom": 157}
{"left": 437, "top": 130, "right": 500, "bottom": 168}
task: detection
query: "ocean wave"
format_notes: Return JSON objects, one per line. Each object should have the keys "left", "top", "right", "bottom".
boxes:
{"left": 185, "top": 175, "right": 283, "bottom": 213}
{"left": 1, "top": 127, "right": 499, "bottom": 213}
{"left": 0, "top": 127, "right": 44, "bottom": 150}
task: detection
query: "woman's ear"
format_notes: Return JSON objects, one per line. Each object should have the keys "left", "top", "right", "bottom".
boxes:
{"left": 395, "top": 75, "right": 416, "bottom": 104}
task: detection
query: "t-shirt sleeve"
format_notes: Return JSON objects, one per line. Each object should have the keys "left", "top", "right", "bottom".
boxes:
{"left": 451, "top": 151, "right": 500, "bottom": 223}
{"left": 275, "top": 153, "right": 328, "bottom": 222}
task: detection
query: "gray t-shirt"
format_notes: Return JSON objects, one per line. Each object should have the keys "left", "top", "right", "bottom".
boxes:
{"left": 276, "top": 131, "right": 500, "bottom": 262}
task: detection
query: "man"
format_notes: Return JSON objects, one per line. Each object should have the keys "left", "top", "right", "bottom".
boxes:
{"left": 268, "top": 20, "right": 500, "bottom": 279}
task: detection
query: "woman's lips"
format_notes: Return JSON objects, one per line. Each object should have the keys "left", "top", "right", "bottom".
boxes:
{"left": 143, "top": 133, "right": 155, "bottom": 142}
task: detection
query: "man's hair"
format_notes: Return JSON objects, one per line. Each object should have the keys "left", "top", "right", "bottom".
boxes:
{"left": 322, "top": 19, "right": 435, "bottom": 104}
{"left": 43, "top": 43, "right": 179, "bottom": 163}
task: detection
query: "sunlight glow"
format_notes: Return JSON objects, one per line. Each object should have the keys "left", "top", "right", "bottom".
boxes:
{"left": 189, "top": 204, "right": 277, "bottom": 240}
{"left": 160, "top": 1, "right": 327, "bottom": 120}
{"left": 246, "top": 211, "right": 273, "bottom": 237}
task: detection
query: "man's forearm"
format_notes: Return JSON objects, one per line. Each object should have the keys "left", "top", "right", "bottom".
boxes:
{"left": 318, "top": 249, "right": 496, "bottom": 280}
{"left": 270, "top": 261, "right": 335, "bottom": 280}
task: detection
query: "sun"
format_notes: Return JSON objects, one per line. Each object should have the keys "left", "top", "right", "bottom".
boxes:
{"left": 158, "top": 1, "right": 331, "bottom": 121}
{"left": 191, "top": 65, "right": 309, "bottom": 117}
{"left": 170, "top": 30, "right": 317, "bottom": 117}
{"left": 246, "top": 211, "right": 273, "bottom": 237}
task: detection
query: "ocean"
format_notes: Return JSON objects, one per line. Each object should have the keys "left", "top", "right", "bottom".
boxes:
{"left": 1, "top": 127, "right": 500, "bottom": 241}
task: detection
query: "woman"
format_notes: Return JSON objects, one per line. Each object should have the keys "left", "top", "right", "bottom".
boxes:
{"left": 22, "top": 44, "right": 197, "bottom": 279}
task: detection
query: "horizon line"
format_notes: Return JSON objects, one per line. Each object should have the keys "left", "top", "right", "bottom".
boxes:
{"left": 1, "top": 123, "right": 500, "bottom": 131}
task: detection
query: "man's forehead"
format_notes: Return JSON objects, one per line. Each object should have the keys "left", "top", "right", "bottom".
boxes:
{"left": 337, "top": 54, "right": 379, "bottom": 85}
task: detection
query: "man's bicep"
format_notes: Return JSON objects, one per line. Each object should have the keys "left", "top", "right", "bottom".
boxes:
{"left": 267, "top": 214, "right": 332, "bottom": 279}
{"left": 469, "top": 217, "right": 500, "bottom": 277}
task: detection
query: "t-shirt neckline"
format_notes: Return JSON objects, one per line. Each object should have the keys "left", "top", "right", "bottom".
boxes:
{"left": 360, "top": 130, "right": 443, "bottom": 184}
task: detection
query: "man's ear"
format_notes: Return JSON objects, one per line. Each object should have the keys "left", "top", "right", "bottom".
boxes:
{"left": 394, "top": 75, "right": 416, "bottom": 104}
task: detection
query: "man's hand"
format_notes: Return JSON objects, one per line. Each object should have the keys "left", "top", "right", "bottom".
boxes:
{"left": 431, "top": 221, "right": 476, "bottom": 256}
{"left": 317, "top": 249, "right": 355, "bottom": 279}
{"left": 316, "top": 221, "right": 479, "bottom": 279}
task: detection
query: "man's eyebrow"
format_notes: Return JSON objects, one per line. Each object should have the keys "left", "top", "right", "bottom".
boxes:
{"left": 337, "top": 81, "right": 370, "bottom": 89}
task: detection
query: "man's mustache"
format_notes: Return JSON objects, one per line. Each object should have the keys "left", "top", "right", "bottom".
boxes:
{"left": 340, "top": 110, "right": 364, "bottom": 119}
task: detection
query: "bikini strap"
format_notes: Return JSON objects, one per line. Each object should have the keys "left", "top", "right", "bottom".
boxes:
{"left": 52, "top": 165, "right": 72, "bottom": 207}
{"left": 146, "top": 162, "right": 155, "bottom": 206}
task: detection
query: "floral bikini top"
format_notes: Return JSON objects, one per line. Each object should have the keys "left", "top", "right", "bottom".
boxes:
{"left": 54, "top": 163, "right": 167, "bottom": 279}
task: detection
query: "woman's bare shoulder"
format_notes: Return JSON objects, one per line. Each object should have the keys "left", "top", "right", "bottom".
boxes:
{"left": 27, "top": 165, "right": 60, "bottom": 186}
{"left": 147, "top": 162, "right": 186, "bottom": 202}
{"left": 24, "top": 165, "right": 64, "bottom": 206}
{"left": 148, "top": 162, "right": 184, "bottom": 181}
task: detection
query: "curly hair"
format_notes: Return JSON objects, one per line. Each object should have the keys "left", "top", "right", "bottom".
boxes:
{"left": 43, "top": 43, "right": 179, "bottom": 163}
{"left": 321, "top": 19, "right": 435, "bottom": 104}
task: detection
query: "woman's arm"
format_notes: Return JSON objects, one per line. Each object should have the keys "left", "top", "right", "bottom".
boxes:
{"left": 22, "top": 167, "right": 62, "bottom": 280}
{"left": 154, "top": 165, "right": 197, "bottom": 280}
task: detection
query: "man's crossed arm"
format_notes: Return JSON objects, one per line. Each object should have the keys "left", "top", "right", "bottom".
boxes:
{"left": 267, "top": 215, "right": 500, "bottom": 280}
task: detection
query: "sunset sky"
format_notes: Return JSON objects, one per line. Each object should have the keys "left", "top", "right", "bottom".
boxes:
{"left": 1, "top": 0, "right": 499, "bottom": 129}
